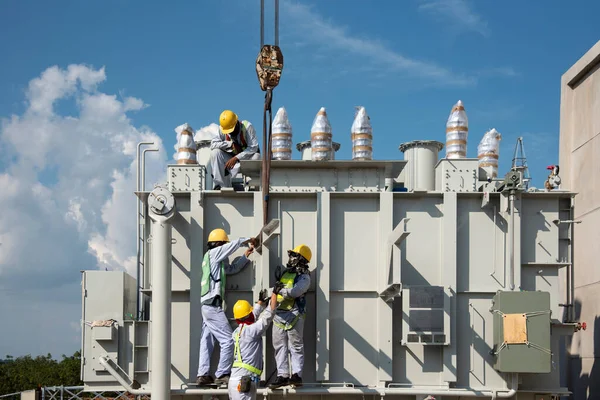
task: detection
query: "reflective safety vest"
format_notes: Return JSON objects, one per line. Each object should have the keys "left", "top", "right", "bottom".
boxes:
{"left": 233, "top": 325, "right": 262, "bottom": 375}
{"left": 201, "top": 251, "right": 225, "bottom": 301}
{"left": 276, "top": 271, "right": 298, "bottom": 311}
{"left": 225, "top": 121, "right": 254, "bottom": 156}
{"left": 274, "top": 271, "right": 307, "bottom": 330}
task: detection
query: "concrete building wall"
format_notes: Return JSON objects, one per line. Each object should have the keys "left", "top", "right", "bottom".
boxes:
{"left": 560, "top": 40, "right": 600, "bottom": 400}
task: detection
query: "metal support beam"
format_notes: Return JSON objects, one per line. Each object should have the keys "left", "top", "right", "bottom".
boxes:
{"left": 147, "top": 186, "right": 176, "bottom": 400}
{"left": 377, "top": 192, "right": 394, "bottom": 383}
{"left": 379, "top": 215, "right": 409, "bottom": 302}
{"left": 316, "top": 191, "right": 330, "bottom": 381}
{"left": 442, "top": 192, "right": 458, "bottom": 383}
{"left": 188, "top": 191, "right": 204, "bottom": 378}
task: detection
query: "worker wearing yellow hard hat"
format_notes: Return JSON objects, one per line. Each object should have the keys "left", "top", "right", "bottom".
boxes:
{"left": 269, "top": 244, "right": 312, "bottom": 389}
{"left": 196, "top": 228, "right": 258, "bottom": 388}
{"left": 209, "top": 110, "right": 261, "bottom": 190}
{"left": 227, "top": 291, "right": 278, "bottom": 399}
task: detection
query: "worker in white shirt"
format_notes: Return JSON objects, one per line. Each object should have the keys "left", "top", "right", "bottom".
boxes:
{"left": 210, "top": 110, "right": 260, "bottom": 190}
{"left": 196, "top": 228, "right": 257, "bottom": 387}
{"left": 228, "top": 290, "right": 277, "bottom": 399}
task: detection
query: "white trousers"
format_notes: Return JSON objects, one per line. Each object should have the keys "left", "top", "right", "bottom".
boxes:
{"left": 197, "top": 305, "right": 233, "bottom": 378}
{"left": 272, "top": 316, "right": 305, "bottom": 378}
{"left": 209, "top": 149, "right": 260, "bottom": 188}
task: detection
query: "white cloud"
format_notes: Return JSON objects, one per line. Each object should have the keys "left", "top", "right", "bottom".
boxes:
{"left": 418, "top": 0, "right": 490, "bottom": 37}
{"left": 0, "top": 64, "right": 172, "bottom": 357}
{"left": 281, "top": 0, "right": 475, "bottom": 87}
{"left": 194, "top": 123, "right": 220, "bottom": 142}
{"left": 26, "top": 65, "right": 106, "bottom": 116}
{"left": 123, "top": 96, "right": 147, "bottom": 112}
{"left": 0, "top": 64, "right": 168, "bottom": 298}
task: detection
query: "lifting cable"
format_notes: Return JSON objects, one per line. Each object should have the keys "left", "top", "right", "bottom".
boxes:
{"left": 256, "top": 0, "right": 283, "bottom": 226}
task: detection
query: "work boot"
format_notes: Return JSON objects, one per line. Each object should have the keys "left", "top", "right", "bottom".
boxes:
{"left": 214, "top": 374, "right": 230, "bottom": 386}
{"left": 268, "top": 375, "right": 289, "bottom": 389}
{"left": 196, "top": 375, "right": 214, "bottom": 386}
{"left": 289, "top": 373, "right": 303, "bottom": 387}
{"left": 213, "top": 185, "right": 221, "bottom": 190}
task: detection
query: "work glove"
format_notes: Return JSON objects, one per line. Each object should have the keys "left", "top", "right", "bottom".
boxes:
{"left": 258, "top": 289, "right": 268, "bottom": 303}
{"left": 272, "top": 281, "right": 285, "bottom": 295}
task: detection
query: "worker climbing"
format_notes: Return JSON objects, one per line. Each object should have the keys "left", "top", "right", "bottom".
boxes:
{"left": 228, "top": 290, "right": 278, "bottom": 399}
{"left": 269, "top": 244, "right": 312, "bottom": 389}
{"left": 209, "top": 110, "right": 260, "bottom": 190}
{"left": 196, "top": 229, "right": 257, "bottom": 387}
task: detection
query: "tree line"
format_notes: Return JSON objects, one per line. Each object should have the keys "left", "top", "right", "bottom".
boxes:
{"left": 0, "top": 352, "right": 82, "bottom": 398}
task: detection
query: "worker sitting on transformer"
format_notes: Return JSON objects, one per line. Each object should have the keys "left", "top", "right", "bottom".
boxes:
{"left": 210, "top": 110, "right": 260, "bottom": 190}
{"left": 269, "top": 245, "right": 312, "bottom": 389}
{"left": 228, "top": 290, "right": 278, "bottom": 400}
{"left": 196, "top": 229, "right": 257, "bottom": 387}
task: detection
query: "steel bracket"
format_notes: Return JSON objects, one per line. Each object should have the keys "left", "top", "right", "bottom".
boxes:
{"left": 379, "top": 283, "right": 402, "bottom": 303}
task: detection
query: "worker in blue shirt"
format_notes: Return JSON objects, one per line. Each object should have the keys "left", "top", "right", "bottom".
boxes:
{"left": 196, "top": 228, "right": 256, "bottom": 387}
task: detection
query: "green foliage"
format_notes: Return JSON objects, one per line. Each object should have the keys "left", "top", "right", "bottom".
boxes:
{"left": 0, "top": 351, "right": 83, "bottom": 397}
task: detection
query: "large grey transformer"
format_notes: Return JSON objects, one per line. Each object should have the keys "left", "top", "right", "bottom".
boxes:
{"left": 80, "top": 140, "right": 584, "bottom": 399}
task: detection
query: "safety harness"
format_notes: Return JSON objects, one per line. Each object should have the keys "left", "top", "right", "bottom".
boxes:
{"left": 274, "top": 270, "right": 307, "bottom": 331}
{"left": 200, "top": 252, "right": 225, "bottom": 304}
{"left": 233, "top": 325, "right": 262, "bottom": 375}
{"left": 226, "top": 121, "right": 259, "bottom": 156}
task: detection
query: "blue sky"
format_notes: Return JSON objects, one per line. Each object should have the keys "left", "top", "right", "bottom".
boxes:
{"left": 2, "top": 0, "right": 599, "bottom": 182}
{"left": 0, "top": 0, "right": 598, "bottom": 357}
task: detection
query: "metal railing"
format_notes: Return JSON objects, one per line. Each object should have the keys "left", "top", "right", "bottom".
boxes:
{"left": 36, "top": 386, "right": 149, "bottom": 400}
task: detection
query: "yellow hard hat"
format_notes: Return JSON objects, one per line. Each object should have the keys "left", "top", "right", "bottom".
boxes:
{"left": 290, "top": 244, "right": 312, "bottom": 263}
{"left": 208, "top": 228, "right": 229, "bottom": 243}
{"left": 220, "top": 110, "right": 238, "bottom": 134}
{"left": 233, "top": 300, "right": 253, "bottom": 319}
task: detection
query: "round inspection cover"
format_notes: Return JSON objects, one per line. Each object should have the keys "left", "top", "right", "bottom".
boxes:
{"left": 148, "top": 186, "right": 175, "bottom": 216}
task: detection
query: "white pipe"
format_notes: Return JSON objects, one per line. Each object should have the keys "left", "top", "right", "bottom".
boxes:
{"left": 149, "top": 215, "right": 173, "bottom": 400}
{"left": 139, "top": 145, "right": 159, "bottom": 319}
{"left": 146, "top": 186, "right": 176, "bottom": 400}
{"left": 141, "top": 146, "right": 158, "bottom": 192}
{"left": 136, "top": 141, "right": 154, "bottom": 319}
{"left": 509, "top": 192, "right": 516, "bottom": 290}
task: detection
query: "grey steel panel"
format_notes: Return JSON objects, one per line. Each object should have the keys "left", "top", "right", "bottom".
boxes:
{"left": 330, "top": 195, "right": 379, "bottom": 291}
{"left": 393, "top": 196, "right": 443, "bottom": 286}
{"left": 521, "top": 199, "right": 560, "bottom": 264}
{"left": 329, "top": 293, "right": 380, "bottom": 384}
{"left": 82, "top": 271, "right": 136, "bottom": 383}
{"left": 521, "top": 265, "right": 561, "bottom": 320}
{"left": 434, "top": 159, "right": 479, "bottom": 192}
{"left": 168, "top": 165, "right": 204, "bottom": 192}
{"left": 171, "top": 196, "right": 191, "bottom": 291}
{"left": 456, "top": 294, "right": 508, "bottom": 390}
{"left": 457, "top": 195, "right": 508, "bottom": 293}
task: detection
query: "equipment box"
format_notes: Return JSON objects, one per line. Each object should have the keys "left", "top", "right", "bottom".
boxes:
{"left": 491, "top": 291, "right": 552, "bottom": 373}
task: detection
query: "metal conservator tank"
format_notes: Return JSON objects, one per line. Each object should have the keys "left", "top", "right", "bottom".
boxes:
{"left": 399, "top": 140, "right": 444, "bottom": 192}
{"left": 80, "top": 143, "right": 581, "bottom": 400}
